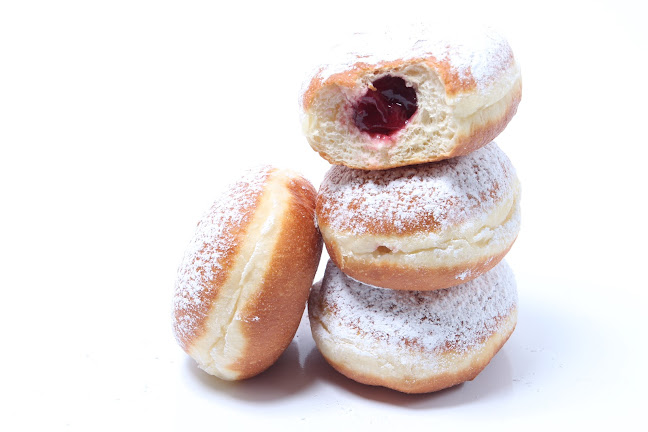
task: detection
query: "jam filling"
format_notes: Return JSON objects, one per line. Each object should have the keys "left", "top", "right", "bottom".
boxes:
{"left": 353, "top": 75, "right": 417, "bottom": 137}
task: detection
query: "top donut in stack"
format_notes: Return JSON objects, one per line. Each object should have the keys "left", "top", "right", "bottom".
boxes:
{"left": 301, "top": 26, "right": 521, "bottom": 170}
{"left": 300, "top": 26, "right": 522, "bottom": 290}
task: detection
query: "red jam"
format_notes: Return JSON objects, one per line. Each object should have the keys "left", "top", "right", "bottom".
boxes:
{"left": 353, "top": 75, "right": 417, "bottom": 137}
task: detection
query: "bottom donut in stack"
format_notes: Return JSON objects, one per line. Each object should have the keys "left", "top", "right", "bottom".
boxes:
{"left": 308, "top": 260, "right": 518, "bottom": 394}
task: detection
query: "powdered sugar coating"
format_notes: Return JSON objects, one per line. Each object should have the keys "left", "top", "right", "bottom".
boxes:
{"left": 172, "top": 166, "right": 273, "bottom": 349}
{"left": 311, "top": 259, "right": 517, "bottom": 356}
{"left": 317, "top": 142, "right": 516, "bottom": 235}
{"left": 302, "top": 24, "right": 514, "bottom": 106}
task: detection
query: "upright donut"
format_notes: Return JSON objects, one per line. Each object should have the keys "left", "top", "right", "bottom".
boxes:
{"left": 300, "top": 26, "right": 521, "bottom": 170}
{"left": 309, "top": 260, "right": 518, "bottom": 394}
{"left": 316, "top": 142, "right": 520, "bottom": 291}
{"left": 173, "top": 166, "right": 322, "bottom": 380}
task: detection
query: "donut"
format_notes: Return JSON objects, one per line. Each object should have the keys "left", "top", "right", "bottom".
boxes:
{"left": 308, "top": 260, "right": 518, "bottom": 394}
{"left": 300, "top": 26, "right": 521, "bottom": 170}
{"left": 172, "top": 166, "right": 322, "bottom": 380}
{"left": 316, "top": 142, "right": 520, "bottom": 291}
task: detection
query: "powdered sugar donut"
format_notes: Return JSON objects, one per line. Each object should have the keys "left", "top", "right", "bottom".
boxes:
{"left": 173, "top": 166, "right": 322, "bottom": 380}
{"left": 316, "top": 142, "right": 520, "bottom": 291}
{"left": 300, "top": 26, "right": 521, "bottom": 170}
{"left": 309, "top": 260, "right": 518, "bottom": 393}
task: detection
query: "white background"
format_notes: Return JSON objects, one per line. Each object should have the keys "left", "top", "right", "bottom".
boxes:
{"left": 1, "top": 0, "right": 647, "bottom": 430}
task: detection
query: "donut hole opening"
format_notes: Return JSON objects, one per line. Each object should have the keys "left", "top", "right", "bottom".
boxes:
{"left": 374, "top": 246, "right": 393, "bottom": 255}
{"left": 353, "top": 75, "right": 417, "bottom": 137}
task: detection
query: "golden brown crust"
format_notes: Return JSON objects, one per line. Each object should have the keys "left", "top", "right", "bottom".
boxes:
{"left": 319, "top": 309, "right": 517, "bottom": 393}
{"left": 173, "top": 167, "right": 323, "bottom": 380}
{"left": 314, "top": 142, "right": 520, "bottom": 292}
{"left": 325, "top": 241, "right": 514, "bottom": 291}
{"left": 232, "top": 175, "right": 323, "bottom": 378}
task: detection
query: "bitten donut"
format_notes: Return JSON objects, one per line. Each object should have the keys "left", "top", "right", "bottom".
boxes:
{"left": 309, "top": 260, "right": 518, "bottom": 394}
{"left": 316, "top": 142, "right": 520, "bottom": 291}
{"left": 300, "top": 26, "right": 521, "bottom": 170}
{"left": 173, "top": 166, "right": 322, "bottom": 380}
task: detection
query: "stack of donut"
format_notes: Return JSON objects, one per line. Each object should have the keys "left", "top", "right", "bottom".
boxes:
{"left": 172, "top": 26, "right": 522, "bottom": 394}
{"left": 302, "top": 26, "right": 522, "bottom": 393}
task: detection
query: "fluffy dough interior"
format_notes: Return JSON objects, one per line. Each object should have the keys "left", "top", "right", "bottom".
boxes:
{"left": 303, "top": 64, "right": 456, "bottom": 169}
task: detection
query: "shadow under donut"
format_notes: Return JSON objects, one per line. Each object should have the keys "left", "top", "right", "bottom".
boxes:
{"left": 302, "top": 343, "right": 514, "bottom": 408}
{"left": 185, "top": 340, "right": 315, "bottom": 402}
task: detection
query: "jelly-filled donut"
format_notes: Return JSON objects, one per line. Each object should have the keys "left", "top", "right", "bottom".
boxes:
{"left": 316, "top": 142, "right": 520, "bottom": 291}
{"left": 300, "top": 26, "right": 521, "bottom": 170}
{"left": 308, "top": 260, "right": 518, "bottom": 393}
{"left": 173, "top": 166, "right": 322, "bottom": 380}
